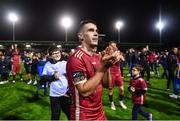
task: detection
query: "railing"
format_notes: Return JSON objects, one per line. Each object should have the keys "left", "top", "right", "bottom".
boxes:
{"left": 0, "top": 40, "right": 164, "bottom": 51}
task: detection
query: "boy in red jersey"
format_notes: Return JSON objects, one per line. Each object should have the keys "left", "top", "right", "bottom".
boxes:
{"left": 66, "top": 20, "right": 121, "bottom": 120}
{"left": 128, "top": 64, "right": 152, "bottom": 121}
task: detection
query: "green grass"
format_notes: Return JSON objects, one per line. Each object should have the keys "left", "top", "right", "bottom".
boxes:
{"left": 103, "top": 67, "right": 180, "bottom": 120}
{"left": 0, "top": 66, "right": 180, "bottom": 120}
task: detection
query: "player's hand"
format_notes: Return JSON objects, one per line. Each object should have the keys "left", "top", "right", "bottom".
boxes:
{"left": 104, "top": 46, "right": 114, "bottom": 55}
{"left": 116, "top": 52, "right": 125, "bottom": 62}
{"left": 100, "top": 47, "right": 119, "bottom": 68}
{"left": 100, "top": 49, "right": 114, "bottom": 68}
{"left": 130, "top": 86, "right": 135, "bottom": 92}
{"left": 54, "top": 71, "right": 60, "bottom": 80}
{"left": 105, "top": 45, "right": 124, "bottom": 63}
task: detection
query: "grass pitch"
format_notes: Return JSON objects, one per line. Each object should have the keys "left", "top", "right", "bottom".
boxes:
{"left": 0, "top": 66, "right": 179, "bottom": 120}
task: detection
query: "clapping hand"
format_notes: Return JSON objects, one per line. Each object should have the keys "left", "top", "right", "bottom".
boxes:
{"left": 54, "top": 71, "right": 60, "bottom": 80}
{"left": 130, "top": 86, "right": 135, "bottom": 92}
{"left": 100, "top": 46, "right": 122, "bottom": 68}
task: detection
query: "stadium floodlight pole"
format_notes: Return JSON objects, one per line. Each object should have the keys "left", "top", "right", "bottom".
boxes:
{"left": 8, "top": 13, "right": 18, "bottom": 42}
{"left": 61, "top": 16, "right": 72, "bottom": 42}
{"left": 115, "top": 20, "right": 124, "bottom": 43}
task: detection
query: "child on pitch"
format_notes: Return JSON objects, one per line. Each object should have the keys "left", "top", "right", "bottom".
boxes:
{"left": 42, "top": 46, "right": 70, "bottom": 120}
{"left": 35, "top": 53, "right": 48, "bottom": 97}
{"left": 128, "top": 64, "right": 152, "bottom": 121}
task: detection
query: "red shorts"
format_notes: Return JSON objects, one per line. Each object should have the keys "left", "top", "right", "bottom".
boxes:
{"left": 110, "top": 73, "right": 123, "bottom": 87}
{"left": 12, "top": 64, "right": 21, "bottom": 74}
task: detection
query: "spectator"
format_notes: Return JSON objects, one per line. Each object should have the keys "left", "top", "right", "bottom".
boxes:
{"left": 35, "top": 53, "right": 48, "bottom": 97}
{"left": 42, "top": 46, "right": 70, "bottom": 120}
{"left": 169, "top": 48, "right": 180, "bottom": 99}
{"left": 0, "top": 54, "right": 11, "bottom": 83}
{"left": 166, "top": 47, "right": 178, "bottom": 90}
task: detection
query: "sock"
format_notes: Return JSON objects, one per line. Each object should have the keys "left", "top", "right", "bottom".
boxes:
{"left": 19, "top": 74, "right": 22, "bottom": 79}
{"left": 109, "top": 94, "right": 113, "bottom": 102}
{"left": 119, "top": 94, "right": 124, "bottom": 101}
{"left": 13, "top": 75, "right": 16, "bottom": 80}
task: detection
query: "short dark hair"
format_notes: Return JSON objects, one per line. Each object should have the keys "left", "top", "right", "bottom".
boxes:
{"left": 78, "top": 19, "right": 97, "bottom": 32}
{"left": 108, "top": 41, "right": 117, "bottom": 45}
{"left": 48, "top": 46, "right": 60, "bottom": 55}
{"left": 39, "top": 52, "right": 46, "bottom": 59}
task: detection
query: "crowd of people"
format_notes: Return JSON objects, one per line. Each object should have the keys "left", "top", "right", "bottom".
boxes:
{"left": 0, "top": 19, "right": 179, "bottom": 120}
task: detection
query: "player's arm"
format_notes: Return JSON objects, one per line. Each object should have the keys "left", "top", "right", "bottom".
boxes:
{"left": 76, "top": 64, "right": 107, "bottom": 97}
{"left": 19, "top": 55, "right": 22, "bottom": 63}
{"left": 76, "top": 50, "right": 119, "bottom": 97}
{"left": 119, "top": 53, "right": 125, "bottom": 62}
{"left": 102, "top": 68, "right": 111, "bottom": 88}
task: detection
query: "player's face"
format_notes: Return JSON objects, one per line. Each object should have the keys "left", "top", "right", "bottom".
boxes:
{"left": 132, "top": 67, "right": 140, "bottom": 76}
{"left": 51, "top": 50, "right": 61, "bottom": 61}
{"left": 110, "top": 43, "right": 118, "bottom": 51}
{"left": 173, "top": 48, "right": 178, "bottom": 54}
{"left": 81, "top": 23, "right": 99, "bottom": 47}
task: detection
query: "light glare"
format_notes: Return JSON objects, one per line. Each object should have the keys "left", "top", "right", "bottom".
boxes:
{"left": 156, "top": 21, "right": 164, "bottom": 31}
{"left": 61, "top": 16, "right": 72, "bottom": 29}
{"left": 115, "top": 21, "right": 124, "bottom": 30}
{"left": 57, "top": 45, "right": 62, "bottom": 48}
{"left": 8, "top": 13, "right": 18, "bottom": 22}
{"left": 26, "top": 44, "right": 31, "bottom": 48}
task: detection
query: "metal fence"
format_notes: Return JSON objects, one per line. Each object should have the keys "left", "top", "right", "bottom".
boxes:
{"left": 0, "top": 40, "right": 168, "bottom": 52}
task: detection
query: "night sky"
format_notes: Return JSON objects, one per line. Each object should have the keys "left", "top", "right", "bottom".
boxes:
{"left": 0, "top": 0, "right": 180, "bottom": 45}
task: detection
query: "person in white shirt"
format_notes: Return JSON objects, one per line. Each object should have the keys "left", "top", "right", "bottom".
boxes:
{"left": 42, "top": 46, "right": 70, "bottom": 120}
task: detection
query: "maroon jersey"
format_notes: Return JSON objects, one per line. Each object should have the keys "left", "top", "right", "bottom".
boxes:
{"left": 129, "top": 77, "right": 147, "bottom": 104}
{"left": 66, "top": 48, "right": 106, "bottom": 120}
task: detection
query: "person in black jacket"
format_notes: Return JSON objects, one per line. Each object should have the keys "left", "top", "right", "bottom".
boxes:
{"left": 0, "top": 54, "right": 11, "bottom": 82}
{"left": 139, "top": 48, "right": 150, "bottom": 84}
{"left": 166, "top": 47, "right": 178, "bottom": 90}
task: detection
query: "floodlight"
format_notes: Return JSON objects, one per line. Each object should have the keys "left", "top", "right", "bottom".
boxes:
{"left": 156, "top": 21, "right": 164, "bottom": 31}
{"left": 8, "top": 13, "right": 18, "bottom": 22}
{"left": 115, "top": 21, "right": 124, "bottom": 30}
{"left": 61, "top": 16, "right": 72, "bottom": 29}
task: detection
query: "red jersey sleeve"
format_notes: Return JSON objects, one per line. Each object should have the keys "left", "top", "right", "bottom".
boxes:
{"left": 67, "top": 56, "right": 87, "bottom": 85}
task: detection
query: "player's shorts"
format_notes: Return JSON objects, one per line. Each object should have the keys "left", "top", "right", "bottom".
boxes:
{"left": 31, "top": 67, "right": 38, "bottom": 75}
{"left": 110, "top": 73, "right": 123, "bottom": 87}
{"left": 12, "top": 64, "right": 21, "bottom": 74}
{"left": 25, "top": 65, "right": 31, "bottom": 74}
